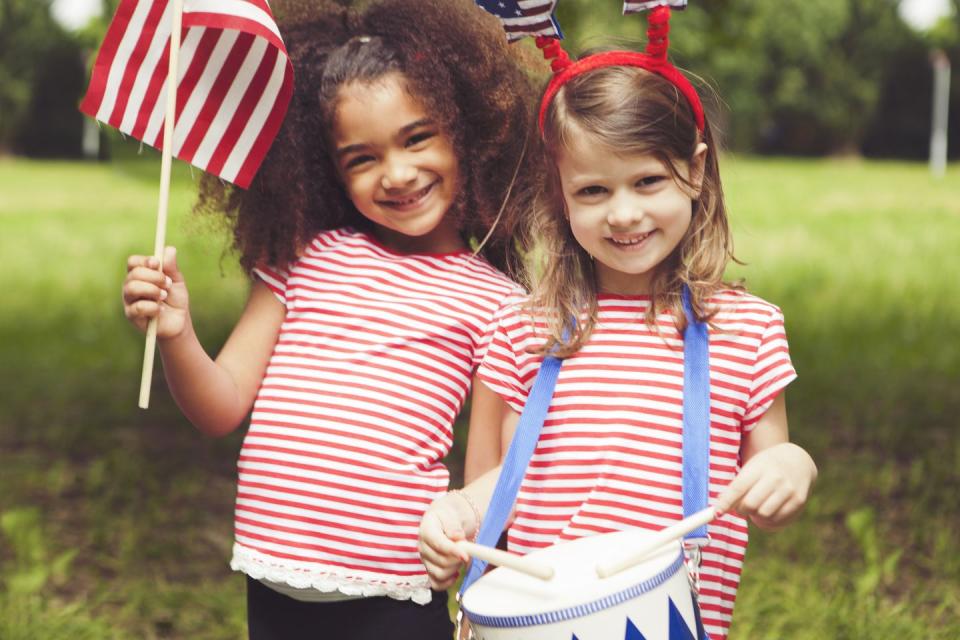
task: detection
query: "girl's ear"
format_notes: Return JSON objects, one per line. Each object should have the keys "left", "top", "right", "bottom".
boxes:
{"left": 690, "top": 142, "right": 708, "bottom": 198}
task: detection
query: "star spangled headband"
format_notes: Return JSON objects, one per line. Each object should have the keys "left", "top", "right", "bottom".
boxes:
{"left": 473, "top": 1, "right": 704, "bottom": 135}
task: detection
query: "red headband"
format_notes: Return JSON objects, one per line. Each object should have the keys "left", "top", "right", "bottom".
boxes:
{"left": 536, "top": 6, "right": 704, "bottom": 134}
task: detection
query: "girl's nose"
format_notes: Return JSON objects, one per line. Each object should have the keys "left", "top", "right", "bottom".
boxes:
{"left": 381, "top": 156, "right": 418, "bottom": 189}
{"left": 606, "top": 193, "right": 641, "bottom": 228}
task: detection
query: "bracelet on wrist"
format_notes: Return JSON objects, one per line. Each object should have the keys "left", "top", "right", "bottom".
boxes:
{"left": 449, "top": 489, "right": 482, "bottom": 542}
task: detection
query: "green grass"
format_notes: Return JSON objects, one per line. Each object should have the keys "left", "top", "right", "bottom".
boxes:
{"left": 1, "top": 149, "right": 958, "bottom": 638}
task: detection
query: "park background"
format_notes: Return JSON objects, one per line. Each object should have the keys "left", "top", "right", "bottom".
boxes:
{"left": 1, "top": 0, "right": 958, "bottom": 637}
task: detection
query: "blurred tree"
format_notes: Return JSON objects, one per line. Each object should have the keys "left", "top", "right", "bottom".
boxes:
{"left": 13, "top": 36, "right": 86, "bottom": 158}
{"left": 0, "top": 0, "right": 63, "bottom": 152}
{"left": 553, "top": 0, "right": 921, "bottom": 155}
{"left": 75, "top": 0, "right": 119, "bottom": 50}
{"left": 863, "top": 5, "right": 960, "bottom": 159}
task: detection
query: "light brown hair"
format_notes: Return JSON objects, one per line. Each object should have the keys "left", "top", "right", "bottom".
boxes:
{"left": 519, "top": 63, "right": 739, "bottom": 357}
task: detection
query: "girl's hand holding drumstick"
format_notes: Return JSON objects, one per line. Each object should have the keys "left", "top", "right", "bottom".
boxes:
{"left": 419, "top": 490, "right": 482, "bottom": 591}
{"left": 713, "top": 442, "right": 817, "bottom": 531}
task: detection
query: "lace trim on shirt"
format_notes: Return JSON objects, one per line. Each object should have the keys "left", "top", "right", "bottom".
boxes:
{"left": 230, "top": 543, "right": 433, "bottom": 605}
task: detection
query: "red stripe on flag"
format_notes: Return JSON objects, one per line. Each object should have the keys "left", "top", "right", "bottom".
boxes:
{"left": 108, "top": 0, "right": 167, "bottom": 125}
{"left": 238, "top": 0, "right": 273, "bottom": 16}
{"left": 150, "top": 28, "right": 221, "bottom": 148}
{"left": 130, "top": 39, "right": 170, "bottom": 141}
{"left": 177, "top": 32, "right": 256, "bottom": 164}
{"left": 233, "top": 63, "right": 292, "bottom": 188}
{"left": 204, "top": 45, "right": 279, "bottom": 178}
{"left": 79, "top": 0, "right": 140, "bottom": 117}
{"left": 184, "top": 13, "right": 286, "bottom": 54}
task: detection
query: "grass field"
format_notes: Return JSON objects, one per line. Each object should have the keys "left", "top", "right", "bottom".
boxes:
{"left": 1, "top": 149, "right": 958, "bottom": 639}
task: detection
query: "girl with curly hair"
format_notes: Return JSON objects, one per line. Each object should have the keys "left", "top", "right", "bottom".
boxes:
{"left": 122, "top": 0, "right": 537, "bottom": 637}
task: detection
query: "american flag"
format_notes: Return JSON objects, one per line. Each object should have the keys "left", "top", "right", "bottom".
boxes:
{"left": 80, "top": 0, "right": 293, "bottom": 189}
{"left": 475, "top": 0, "right": 562, "bottom": 41}
{"left": 623, "top": 0, "right": 687, "bottom": 15}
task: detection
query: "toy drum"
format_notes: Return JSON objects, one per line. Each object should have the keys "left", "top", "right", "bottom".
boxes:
{"left": 461, "top": 530, "right": 706, "bottom": 640}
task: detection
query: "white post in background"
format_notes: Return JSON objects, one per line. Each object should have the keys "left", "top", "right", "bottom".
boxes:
{"left": 930, "top": 50, "right": 951, "bottom": 179}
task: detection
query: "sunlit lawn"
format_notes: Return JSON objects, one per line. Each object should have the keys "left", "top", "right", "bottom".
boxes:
{"left": 1, "top": 147, "right": 958, "bottom": 638}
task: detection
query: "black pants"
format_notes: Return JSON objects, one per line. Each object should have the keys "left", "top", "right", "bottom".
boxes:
{"left": 246, "top": 577, "right": 455, "bottom": 640}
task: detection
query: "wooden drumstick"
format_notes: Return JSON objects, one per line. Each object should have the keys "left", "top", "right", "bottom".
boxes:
{"left": 456, "top": 540, "right": 556, "bottom": 581}
{"left": 595, "top": 506, "right": 717, "bottom": 579}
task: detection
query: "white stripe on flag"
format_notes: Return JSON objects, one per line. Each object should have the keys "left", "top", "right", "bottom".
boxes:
{"left": 221, "top": 51, "right": 287, "bottom": 183}
{"left": 143, "top": 26, "right": 203, "bottom": 145}
{"left": 186, "top": 0, "right": 283, "bottom": 42}
{"left": 97, "top": 0, "right": 160, "bottom": 123}
{"left": 192, "top": 37, "right": 268, "bottom": 169}
{"left": 173, "top": 29, "right": 240, "bottom": 155}
{"left": 119, "top": 12, "right": 171, "bottom": 133}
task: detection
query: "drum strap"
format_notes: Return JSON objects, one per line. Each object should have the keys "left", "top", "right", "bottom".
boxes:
{"left": 459, "top": 284, "right": 711, "bottom": 596}
{"left": 681, "top": 285, "right": 711, "bottom": 544}
{"left": 459, "top": 350, "right": 563, "bottom": 592}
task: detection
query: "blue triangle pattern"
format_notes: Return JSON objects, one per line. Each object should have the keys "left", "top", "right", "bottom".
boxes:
{"left": 667, "top": 596, "right": 696, "bottom": 640}
{"left": 624, "top": 618, "right": 647, "bottom": 639}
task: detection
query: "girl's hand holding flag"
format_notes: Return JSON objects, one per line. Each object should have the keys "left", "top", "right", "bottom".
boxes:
{"left": 123, "top": 246, "right": 188, "bottom": 339}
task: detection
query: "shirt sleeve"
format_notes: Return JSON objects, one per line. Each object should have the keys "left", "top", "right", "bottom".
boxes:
{"left": 742, "top": 305, "right": 797, "bottom": 431}
{"left": 472, "top": 288, "right": 526, "bottom": 369}
{"left": 476, "top": 300, "right": 539, "bottom": 415}
{"left": 252, "top": 264, "right": 291, "bottom": 305}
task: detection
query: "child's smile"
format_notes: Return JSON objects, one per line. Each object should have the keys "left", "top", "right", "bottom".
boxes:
{"left": 608, "top": 229, "right": 654, "bottom": 248}
{"left": 377, "top": 180, "right": 439, "bottom": 212}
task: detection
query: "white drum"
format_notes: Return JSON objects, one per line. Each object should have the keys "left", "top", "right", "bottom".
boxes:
{"left": 461, "top": 530, "right": 705, "bottom": 640}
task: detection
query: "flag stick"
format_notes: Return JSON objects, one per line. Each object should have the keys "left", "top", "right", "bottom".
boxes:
{"left": 139, "top": 0, "right": 184, "bottom": 409}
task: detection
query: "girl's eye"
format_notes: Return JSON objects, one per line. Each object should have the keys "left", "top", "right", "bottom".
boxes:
{"left": 636, "top": 175, "right": 666, "bottom": 188}
{"left": 577, "top": 185, "right": 607, "bottom": 197}
{"left": 344, "top": 154, "right": 375, "bottom": 170}
{"left": 405, "top": 131, "right": 435, "bottom": 148}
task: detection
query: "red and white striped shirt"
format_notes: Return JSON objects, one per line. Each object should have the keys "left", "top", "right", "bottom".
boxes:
{"left": 477, "top": 291, "right": 796, "bottom": 640}
{"left": 231, "top": 228, "right": 517, "bottom": 604}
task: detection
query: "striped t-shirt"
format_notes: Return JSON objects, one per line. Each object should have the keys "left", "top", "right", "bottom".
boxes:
{"left": 230, "top": 228, "right": 517, "bottom": 604}
{"left": 477, "top": 290, "right": 796, "bottom": 640}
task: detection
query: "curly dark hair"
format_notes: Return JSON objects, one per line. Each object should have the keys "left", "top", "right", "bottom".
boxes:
{"left": 196, "top": 0, "right": 539, "bottom": 273}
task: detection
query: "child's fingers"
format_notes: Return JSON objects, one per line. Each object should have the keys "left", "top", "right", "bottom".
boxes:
{"left": 426, "top": 570, "right": 459, "bottom": 592}
{"left": 420, "top": 513, "right": 469, "bottom": 563}
{"left": 125, "top": 264, "right": 173, "bottom": 289}
{"left": 751, "top": 488, "right": 805, "bottom": 530}
{"left": 419, "top": 540, "right": 462, "bottom": 571}
{"left": 714, "top": 467, "right": 758, "bottom": 515}
{"left": 422, "top": 555, "right": 461, "bottom": 584}
{"left": 162, "top": 246, "right": 184, "bottom": 282}
{"left": 123, "top": 300, "right": 162, "bottom": 331}
{"left": 126, "top": 247, "right": 181, "bottom": 281}
{"left": 122, "top": 279, "right": 169, "bottom": 306}
{"left": 127, "top": 254, "right": 159, "bottom": 272}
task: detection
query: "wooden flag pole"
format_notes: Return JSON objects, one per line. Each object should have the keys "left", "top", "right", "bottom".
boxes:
{"left": 139, "top": 0, "right": 184, "bottom": 409}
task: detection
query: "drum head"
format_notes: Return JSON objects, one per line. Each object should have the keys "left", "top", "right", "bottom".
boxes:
{"left": 462, "top": 530, "right": 685, "bottom": 627}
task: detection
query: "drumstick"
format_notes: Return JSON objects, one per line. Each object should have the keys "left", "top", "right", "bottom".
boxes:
{"left": 595, "top": 506, "right": 717, "bottom": 579}
{"left": 456, "top": 540, "right": 555, "bottom": 581}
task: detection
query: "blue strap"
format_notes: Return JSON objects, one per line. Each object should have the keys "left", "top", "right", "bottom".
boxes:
{"left": 459, "top": 353, "right": 563, "bottom": 594}
{"left": 681, "top": 286, "right": 711, "bottom": 540}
